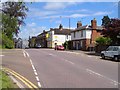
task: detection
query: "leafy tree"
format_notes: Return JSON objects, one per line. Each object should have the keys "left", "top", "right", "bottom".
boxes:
{"left": 96, "top": 37, "right": 112, "bottom": 45}
{"left": 102, "top": 16, "right": 120, "bottom": 45}
{"left": 1, "top": 2, "right": 28, "bottom": 37}
{"left": 102, "top": 15, "right": 111, "bottom": 28}
{"left": 0, "top": 2, "right": 28, "bottom": 48}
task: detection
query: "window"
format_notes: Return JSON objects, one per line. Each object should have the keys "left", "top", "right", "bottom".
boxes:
{"left": 81, "top": 30, "right": 83, "bottom": 37}
{"left": 66, "top": 35, "right": 68, "bottom": 39}
{"left": 113, "top": 47, "right": 118, "bottom": 51}
{"left": 74, "top": 32, "right": 76, "bottom": 38}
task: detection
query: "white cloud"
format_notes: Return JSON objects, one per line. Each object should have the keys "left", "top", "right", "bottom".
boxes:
{"left": 44, "top": 2, "right": 66, "bottom": 10}
{"left": 19, "top": 26, "right": 47, "bottom": 39}
{"left": 93, "top": 11, "right": 112, "bottom": 16}
{"left": 1, "top": 0, "right": 119, "bottom": 2}
{"left": 43, "top": 2, "right": 78, "bottom": 10}
{"left": 27, "top": 22, "right": 36, "bottom": 27}
{"left": 69, "top": 14, "right": 89, "bottom": 18}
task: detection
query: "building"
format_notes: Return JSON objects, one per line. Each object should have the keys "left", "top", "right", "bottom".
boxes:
{"left": 47, "top": 24, "right": 71, "bottom": 48}
{"left": 29, "top": 36, "right": 37, "bottom": 48}
{"left": 22, "top": 39, "right": 29, "bottom": 48}
{"left": 35, "top": 30, "right": 47, "bottom": 48}
{"left": 71, "top": 18, "right": 103, "bottom": 51}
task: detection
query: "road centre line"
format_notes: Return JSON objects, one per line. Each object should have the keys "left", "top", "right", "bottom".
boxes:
{"left": 0, "top": 55, "right": 4, "bottom": 57}
{"left": 38, "top": 82, "right": 42, "bottom": 88}
{"left": 25, "top": 51, "right": 42, "bottom": 88}
{"left": 23, "top": 51, "right": 26, "bottom": 57}
{"left": 86, "top": 69, "right": 119, "bottom": 86}
{"left": 36, "top": 76, "right": 40, "bottom": 81}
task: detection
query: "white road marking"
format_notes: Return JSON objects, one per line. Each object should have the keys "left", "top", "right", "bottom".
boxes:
{"left": 0, "top": 55, "right": 4, "bottom": 57}
{"left": 62, "top": 58, "right": 75, "bottom": 65}
{"left": 34, "top": 71, "right": 38, "bottom": 76}
{"left": 23, "top": 52, "right": 26, "bottom": 57}
{"left": 36, "top": 76, "right": 40, "bottom": 81}
{"left": 24, "top": 50, "right": 42, "bottom": 88}
{"left": 87, "top": 56, "right": 93, "bottom": 57}
{"left": 38, "top": 82, "right": 41, "bottom": 88}
{"left": 86, "top": 69, "right": 119, "bottom": 86}
{"left": 26, "top": 52, "right": 29, "bottom": 57}
{"left": 49, "top": 53, "right": 56, "bottom": 57}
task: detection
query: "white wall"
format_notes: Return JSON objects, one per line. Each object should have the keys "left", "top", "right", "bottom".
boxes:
{"left": 71, "top": 30, "right": 92, "bottom": 40}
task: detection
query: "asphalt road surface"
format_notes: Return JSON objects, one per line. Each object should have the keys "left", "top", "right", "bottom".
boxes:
{"left": 25, "top": 49, "right": 119, "bottom": 88}
{"left": 2, "top": 49, "right": 119, "bottom": 88}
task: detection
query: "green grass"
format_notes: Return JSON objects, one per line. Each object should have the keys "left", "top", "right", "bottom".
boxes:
{"left": 0, "top": 70, "right": 17, "bottom": 89}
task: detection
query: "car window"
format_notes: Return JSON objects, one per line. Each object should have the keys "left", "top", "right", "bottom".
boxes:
{"left": 106, "top": 46, "right": 113, "bottom": 51}
{"left": 113, "top": 47, "right": 118, "bottom": 51}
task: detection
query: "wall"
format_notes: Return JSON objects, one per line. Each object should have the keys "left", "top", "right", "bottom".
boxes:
{"left": 71, "top": 30, "right": 92, "bottom": 40}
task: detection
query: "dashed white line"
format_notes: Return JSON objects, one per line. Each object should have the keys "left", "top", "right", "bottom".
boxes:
{"left": 26, "top": 52, "right": 29, "bottom": 57}
{"left": 38, "top": 82, "right": 41, "bottom": 88}
{"left": 23, "top": 52, "right": 26, "bottom": 57}
{"left": 36, "top": 76, "right": 40, "bottom": 81}
{"left": 86, "top": 69, "right": 119, "bottom": 86}
{"left": 24, "top": 50, "right": 42, "bottom": 88}
{"left": 0, "top": 55, "right": 4, "bottom": 57}
{"left": 34, "top": 71, "right": 38, "bottom": 76}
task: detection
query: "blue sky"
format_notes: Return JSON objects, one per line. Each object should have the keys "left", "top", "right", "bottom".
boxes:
{"left": 18, "top": 2, "right": 118, "bottom": 39}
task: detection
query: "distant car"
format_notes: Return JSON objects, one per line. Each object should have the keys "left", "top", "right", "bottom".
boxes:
{"left": 36, "top": 45, "right": 41, "bottom": 48}
{"left": 55, "top": 45, "right": 65, "bottom": 50}
{"left": 101, "top": 46, "right": 120, "bottom": 61}
{"left": 25, "top": 46, "right": 29, "bottom": 49}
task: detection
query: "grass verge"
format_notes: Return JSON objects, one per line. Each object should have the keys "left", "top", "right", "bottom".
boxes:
{"left": 0, "top": 70, "right": 18, "bottom": 89}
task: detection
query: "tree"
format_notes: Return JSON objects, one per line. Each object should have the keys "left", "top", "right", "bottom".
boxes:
{"left": 0, "top": 2, "right": 28, "bottom": 48}
{"left": 102, "top": 16, "right": 120, "bottom": 45}
{"left": 96, "top": 37, "right": 112, "bottom": 45}
{"left": 1, "top": 2, "right": 28, "bottom": 37}
{"left": 102, "top": 15, "right": 111, "bottom": 28}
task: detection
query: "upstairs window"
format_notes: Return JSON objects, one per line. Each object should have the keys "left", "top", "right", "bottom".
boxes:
{"left": 74, "top": 32, "right": 76, "bottom": 38}
{"left": 81, "top": 30, "right": 83, "bottom": 37}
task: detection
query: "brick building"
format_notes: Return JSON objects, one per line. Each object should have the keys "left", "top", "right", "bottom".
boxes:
{"left": 35, "top": 30, "right": 47, "bottom": 48}
{"left": 71, "top": 18, "right": 103, "bottom": 51}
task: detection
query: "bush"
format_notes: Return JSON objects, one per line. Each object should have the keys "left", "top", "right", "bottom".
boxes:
{"left": 96, "top": 37, "right": 112, "bottom": 45}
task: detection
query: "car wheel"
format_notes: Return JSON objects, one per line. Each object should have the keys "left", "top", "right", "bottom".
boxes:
{"left": 101, "top": 54, "right": 105, "bottom": 59}
{"left": 114, "top": 56, "right": 118, "bottom": 61}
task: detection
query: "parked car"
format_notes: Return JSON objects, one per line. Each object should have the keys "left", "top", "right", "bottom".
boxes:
{"left": 101, "top": 46, "right": 120, "bottom": 61}
{"left": 36, "top": 44, "right": 41, "bottom": 48}
{"left": 55, "top": 45, "right": 65, "bottom": 50}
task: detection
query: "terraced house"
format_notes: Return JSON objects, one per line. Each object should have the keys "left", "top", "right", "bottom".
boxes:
{"left": 71, "top": 18, "right": 103, "bottom": 51}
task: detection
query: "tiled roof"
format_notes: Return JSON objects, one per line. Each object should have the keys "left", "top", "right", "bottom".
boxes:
{"left": 71, "top": 25, "right": 103, "bottom": 32}
{"left": 50, "top": 28, "right": 71, "bottom": 35}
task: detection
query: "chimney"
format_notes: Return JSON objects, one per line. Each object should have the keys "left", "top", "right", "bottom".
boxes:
{"left": 77, "top": 21, "right": 82, "bottom": 28}
{"left": 91, "top": 18, "right": 97, "bottom": 29}
{"left": 59, "top": 24, "right": 63, "bottom": 30}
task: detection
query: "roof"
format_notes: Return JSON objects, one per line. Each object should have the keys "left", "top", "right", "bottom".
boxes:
{"left": 50, "top": 28, "right": 71, "bottom": 35}
{"left": 71, "top": 25, "right": 103, "bottom": 32}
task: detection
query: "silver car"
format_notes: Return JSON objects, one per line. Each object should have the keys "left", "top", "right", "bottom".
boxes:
{"left": 101, "top": 46, "right": 120, "bottom": 61}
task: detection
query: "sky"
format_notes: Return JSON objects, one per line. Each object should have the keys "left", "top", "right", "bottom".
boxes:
{"left": 18, "top": 2, "right": 119, "bottom": 40}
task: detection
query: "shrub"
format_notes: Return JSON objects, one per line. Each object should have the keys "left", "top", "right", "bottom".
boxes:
{"left": 96, "top": 37, "right": 112, "bottom": 45}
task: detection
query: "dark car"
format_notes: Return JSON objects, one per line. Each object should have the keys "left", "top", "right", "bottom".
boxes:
{"left": 55, "top": 45, "right": 65, "bottom": 50}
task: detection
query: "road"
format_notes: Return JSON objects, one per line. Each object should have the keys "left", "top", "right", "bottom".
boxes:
{"left": 1, "top": 49, "right": 119, "bottom": 88}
